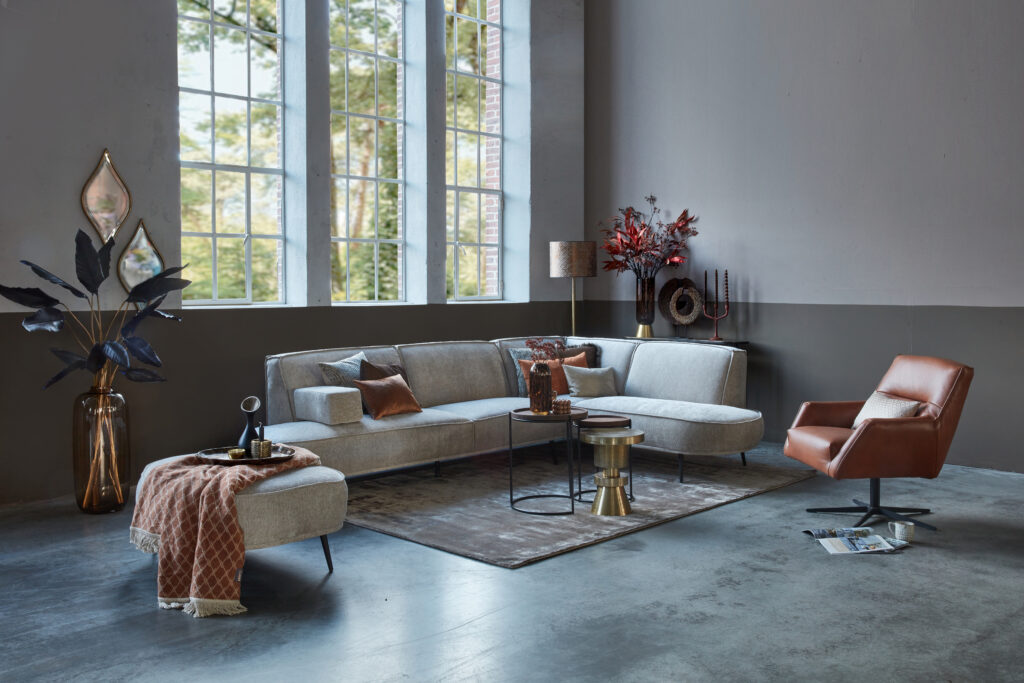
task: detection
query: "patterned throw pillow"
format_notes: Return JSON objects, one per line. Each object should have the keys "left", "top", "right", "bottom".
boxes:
{"left": 318, "top": 351, "right": 368, "bottom": 388}
{"left": 563, "top": 365, "right": 617, "bottom": 397}
{"left": 518, "top": 352, "right": 588, "bottom": 396}
{"left": 852, "top": 391, "right": 921, "bottom": 428}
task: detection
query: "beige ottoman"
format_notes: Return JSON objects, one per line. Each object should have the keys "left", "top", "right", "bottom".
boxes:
{"left": 136, "top": 455, "right": 348, "bottom": 571}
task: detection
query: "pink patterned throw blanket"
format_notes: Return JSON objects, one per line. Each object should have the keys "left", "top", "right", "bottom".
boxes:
{"left": 130, "top": 446, "right": 320, "bottom": 617}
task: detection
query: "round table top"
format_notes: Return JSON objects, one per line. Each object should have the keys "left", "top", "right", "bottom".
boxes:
{"left": 575, "top": 414, "right": 631, "bottom": 428}
{"left": 580, "top": 427, "right": 645, "bottom": 446}
{"left": 510, "top": 407, "right": 588, "bottom": 422}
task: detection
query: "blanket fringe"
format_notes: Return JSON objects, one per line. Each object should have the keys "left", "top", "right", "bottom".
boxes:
{"left": 182, "top": 598, "right": 248, "bottom": 618}
{"left": 130, "top": 527, "right": 160, "bottom": 554}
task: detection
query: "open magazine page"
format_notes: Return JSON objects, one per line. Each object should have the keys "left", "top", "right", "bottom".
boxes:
{"left": 803, "top": 527, "right": 874, "bottom": 539}
{"left": 818, "top": 535, "right": 895, "bottom": 554}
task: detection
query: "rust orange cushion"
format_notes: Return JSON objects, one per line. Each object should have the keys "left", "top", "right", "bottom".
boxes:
{"left": 518, "top": 352, "right": 588, "bottom": 396}
{"left": 352, "top": 374, "right": 422, "bottom": 420}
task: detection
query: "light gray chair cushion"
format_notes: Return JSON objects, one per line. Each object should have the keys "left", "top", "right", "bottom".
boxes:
{"left": 264, "top": 409, "right": 475, "bottom": 476}
{"left": 397, "top": 341, "right": 508, "bottom": 408}
{"left": 623, "top": 341, "right": 747, "bottom": 407}
{"left": 266, "top": 345, "right": 401, "bottom": 424}
{"left": 567, "top": 337, "right": 639, "bottom": 395}
{"left": 136, "top": 456, "right": 347, "bottom": 550}
{"left": 564, "top": 365, "right": 617, "bottom": 397}
{"left": 574, "top": 396, "right": 764, "bottom": 456}
{"left": 293, "top": 386, "right": 363, "bottom": 425}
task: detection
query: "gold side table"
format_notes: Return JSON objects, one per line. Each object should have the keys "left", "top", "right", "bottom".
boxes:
{"left": 580, "top": 428, "right": 645, "bottom": 516}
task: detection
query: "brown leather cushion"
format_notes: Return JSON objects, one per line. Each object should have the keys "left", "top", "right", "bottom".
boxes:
{"left": 784, "top": 426, "right": 854, "bottom": 473}
{"left": 519, "top": 352, "right": 588, "bottom": 396}
{"left": 360, "top": 359, "right": 408, "bottom": 383}
{"left": 352, "top": 374, "right": 423, "bottom": 420}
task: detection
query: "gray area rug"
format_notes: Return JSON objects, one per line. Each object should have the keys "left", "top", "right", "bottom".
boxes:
{"left": 345, "top": 445, "right": 815, "bottom": 568}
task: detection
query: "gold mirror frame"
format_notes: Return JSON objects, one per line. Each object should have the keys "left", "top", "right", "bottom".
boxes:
{"left": 81, "top": 149, "right": 132, "bottom": 243}
{"left": 117, "top": 220, "right": 165, "bottom": 295}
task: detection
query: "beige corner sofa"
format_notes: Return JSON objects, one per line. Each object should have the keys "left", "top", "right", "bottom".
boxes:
{"left": 262, "top": 337, "right": 764, "bottom": 479}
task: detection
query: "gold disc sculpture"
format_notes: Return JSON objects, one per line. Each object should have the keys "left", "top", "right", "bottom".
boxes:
{"left": 580, "top": 427, "right": 645, "bottom": 516}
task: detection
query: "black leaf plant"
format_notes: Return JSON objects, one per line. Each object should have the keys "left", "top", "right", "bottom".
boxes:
{"left": 1, "top": 229, "right": 190, "bottom": 390}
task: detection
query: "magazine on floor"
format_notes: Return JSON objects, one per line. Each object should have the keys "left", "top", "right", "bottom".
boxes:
{"left": 803, "top": 526, "right": 909, "bottom": 554}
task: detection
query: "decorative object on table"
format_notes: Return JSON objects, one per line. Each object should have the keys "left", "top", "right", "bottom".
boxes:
{"left": 600, "top": 194, "right": 698, "bottom": 338}
{"left": 581, "top": 428, "right": 645, "bottom": 516}
{"left": 238, "top": 396, "right": 261, "bottom": 449}
{"left": 518, "top": 353, "right": 588, "bottom": 399}
{"left": 198, "top": 444, "right": 296, "bottom": 466}
{"left": 702, "top": 269, "right": 730, "bottom": 342}
{"left": 0, "top": 229, "right": 189, "bottom": 513}
{"left": 130, "top": 446, "right": 322, "bottom": 617}
{"left": 250, "top": 439, "right": 273, "bottom": 459}
{"left": 507, "top": 342, "right": 599, "bottom": 397}
{"left": 549, "top": 241, "right": 597, "bottom": 335}
{"left": 552, "top": 399, "right": 572, "bottom": 415}
{"left": 81, "top": 149, "right": 131, "bottom": 242}
{"left": 658, "top": 277, "right": 703, "bottom": 334}
{"left": 888, "top": 520, "right": 915, "bottom": 542}
{"left": 117, "top": 220, "right": 165, "bottom": 296}
{"left": 528, "top": 362, "right": 553, "bottom": 414}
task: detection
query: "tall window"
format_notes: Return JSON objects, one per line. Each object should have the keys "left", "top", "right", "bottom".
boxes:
{"left": 177, "top": 0, "right": 285, "bottom": 304}
{"left": 445, "top": 0, "right": 502, "bottom": 300}
{"left": 329, "top": 0, "right": 405, "bottom": 302}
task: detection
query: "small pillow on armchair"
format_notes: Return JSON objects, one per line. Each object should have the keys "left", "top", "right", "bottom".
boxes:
{"left": 518, "top": 352, "right": 588, "bottom": 396}
{"left": 563, "top": 365, "right": 617, "bottom": 397}
{"left": 353, "top": 374, "right": 423, "bottom": 419}
{"left": 852, "top": 391, "right": 920, "bottom": 428}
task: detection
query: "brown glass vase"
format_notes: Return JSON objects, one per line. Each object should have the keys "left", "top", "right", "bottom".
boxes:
{"left": 528, "top": 362, "right": 553, "bottom": 414}
{"left": 635, "top": 276, "right": 656, "bottom": 337}
{"left": 73, "top": 387, "right": 129, "bottom": 514}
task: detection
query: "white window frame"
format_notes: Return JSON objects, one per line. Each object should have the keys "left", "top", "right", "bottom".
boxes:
{"left": 177, "top": 2, "right": 286, "bottom": 306}
{"left": 329, "top": 0, "right": 407, "bottom": 303}
{"left": 445, "top": 1, "right": 503, "bottom": 301}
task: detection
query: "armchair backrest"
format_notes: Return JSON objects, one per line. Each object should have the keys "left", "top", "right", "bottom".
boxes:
{"left": 875, "top": 354, "right": 974, "bottom": 463}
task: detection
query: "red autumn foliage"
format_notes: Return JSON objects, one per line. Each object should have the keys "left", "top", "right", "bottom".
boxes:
{"left": 525, "top": 337, "right": 566, "bottom": 361}
{"left": 600, "top": 195, "right": 699, "bottom": 279}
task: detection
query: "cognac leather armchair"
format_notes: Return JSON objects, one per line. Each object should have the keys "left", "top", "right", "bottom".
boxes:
{"left": 783, "top": 355, "right": 973, "bottom": 531}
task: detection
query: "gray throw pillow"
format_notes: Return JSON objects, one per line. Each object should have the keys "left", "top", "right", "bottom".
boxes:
{"left": 852, "top": 391, "right": 920, "bottom": 428}
{"left": 563, "top": 365, "right": 617, "bottom": 397}
{"left": 318, "top": 351, "right": 368, "bottom": 388}
{"left": 507, "top": 348, "right": 536, "bottom": 396}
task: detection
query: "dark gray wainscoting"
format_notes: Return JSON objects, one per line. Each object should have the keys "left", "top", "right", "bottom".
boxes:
{"left": 580, "top": 300, "right": 1023, "bottom": 474}
{"left": 0, "top": 302, "right": 569, "bottom": 505}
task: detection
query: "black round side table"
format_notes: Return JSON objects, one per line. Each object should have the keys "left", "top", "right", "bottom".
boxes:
{"left": 507, "top": 407, "right": 588, "bottom": 515}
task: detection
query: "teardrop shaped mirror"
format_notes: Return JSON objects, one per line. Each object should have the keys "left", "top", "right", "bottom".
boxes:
{"left": 117, "top": 220, "right": 165, "bottom": 293}
{"left": 81, "top": 149, "right": 131, "bottom": 242}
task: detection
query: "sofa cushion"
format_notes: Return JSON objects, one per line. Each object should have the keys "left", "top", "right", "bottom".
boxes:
{"left": 319, "top": 351, "right": 367, "bottom": 387}
{"left": 574, "top": 395, "right": 764, "bottom": 456}
{"left": 566, "top": 337, "right": 640, "bottom": 395}
{"left": 353, "top": 374, "right": 423, "bottom": 419}
{"left": 397, "top": 341, "right": 508, "bottom": 408}
{"left": 623, "top": 341, "right": 744, "bottom": 406}
{"left": 264, "top": 409, "right": 474, "bottom": 476}
{"left": 293, "top": 386, "right": 363, "bottom": 425}
{"left": 431, "top": 395, "right": 580, "bottom": 453}
{"left": 564, "top": 365, "right": 617, "bottom": 397}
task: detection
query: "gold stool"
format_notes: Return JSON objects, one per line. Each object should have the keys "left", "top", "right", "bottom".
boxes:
{"left": 580, "top": 428, "right": 645, "bottom": 516}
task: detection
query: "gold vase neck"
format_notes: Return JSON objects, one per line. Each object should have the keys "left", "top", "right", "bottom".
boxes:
{"left": 90, "top": 385, "right": 113, "bottom": 394}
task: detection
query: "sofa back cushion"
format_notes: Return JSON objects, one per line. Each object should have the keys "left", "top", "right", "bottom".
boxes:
{"left": 566, "top": 337, "right": 640, "bottom": 395}
{"left": 397, "top": 341, "right": 508, "bottom": 407}
{"left": 266, "top": 345, "right": 401, "bottom": 423}
{"left": 623, "top": 341, "right": 747, "bottom": 407}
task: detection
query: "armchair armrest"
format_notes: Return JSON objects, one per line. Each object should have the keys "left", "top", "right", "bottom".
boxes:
{"left": 790, "top": 401, "right": 865, "bottom": 429}
{"left": 293, "top": 386, "right": 363, "bottom": 425}
{"left": 829, "top": 417, "right": 939, "bottom": 479}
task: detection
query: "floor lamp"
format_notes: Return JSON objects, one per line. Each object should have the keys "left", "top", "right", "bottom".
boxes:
{"left": 549, "top": 241, "right": 596, "bottom": 336}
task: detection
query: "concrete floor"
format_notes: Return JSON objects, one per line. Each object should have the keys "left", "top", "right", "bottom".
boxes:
{"left": 1, "top": 443, "right": 1022, "bottom": 682}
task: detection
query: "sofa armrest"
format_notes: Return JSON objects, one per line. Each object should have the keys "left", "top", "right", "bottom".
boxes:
{"left": 293, "top": 386, "right": 363, "bottom": 425}
{"left": 790, "top": 401, "right": 865, "bottom": 429}
{"left": 829, "top": 417, "right": 939, "bottom": 479}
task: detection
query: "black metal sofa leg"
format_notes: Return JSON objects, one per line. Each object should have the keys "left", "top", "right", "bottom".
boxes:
{"left": 740, "top": 452, "right": 747, "bottom": 466}
{"left": 320, "top": 535, "right": 334, "bottom": 573}
{"left": 678, "top": 454, "right": 685, "bottom": 483}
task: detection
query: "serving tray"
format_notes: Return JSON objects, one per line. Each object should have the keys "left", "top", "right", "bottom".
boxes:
{"left": 197, "top": 445, "right": 295, "bottom": 466}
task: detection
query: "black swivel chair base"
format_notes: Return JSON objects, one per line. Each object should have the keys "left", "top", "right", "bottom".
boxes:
{"left": 806, "top": 478, "right": 937, "bottom": 531}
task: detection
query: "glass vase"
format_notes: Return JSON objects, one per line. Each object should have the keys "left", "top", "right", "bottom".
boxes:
{"left": 528, "top": 362, "right": 553, "bottom": 414}
{"left": 635, "top": 276, "right": 656, "bottom": 337}
{"left": 73, "top": 387, "right": 130, "bottom": 514}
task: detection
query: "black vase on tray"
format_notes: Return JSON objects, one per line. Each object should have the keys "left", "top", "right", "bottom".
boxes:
{"left": 239, "top": 396, "right": 261, "bottom": 449}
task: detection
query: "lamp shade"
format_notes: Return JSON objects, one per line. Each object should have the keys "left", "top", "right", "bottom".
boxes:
{"left": 549, "top": 241, "right": 597, "bottom": 278}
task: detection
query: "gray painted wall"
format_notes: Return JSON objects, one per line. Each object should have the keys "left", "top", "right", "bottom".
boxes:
{"left": 584, "top": 0, "right": 1024, "bottom": 306}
